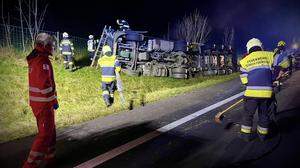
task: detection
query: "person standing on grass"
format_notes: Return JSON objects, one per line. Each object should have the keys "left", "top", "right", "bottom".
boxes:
{"left": 23, "top": 33, "right": 59, "bottom": 168}
{"left": 98, "top": 45, "right": 121, "bottom": 107}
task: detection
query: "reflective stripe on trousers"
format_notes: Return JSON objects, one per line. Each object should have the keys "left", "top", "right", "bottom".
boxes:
{"left": 241, "top": 125, "right": 252, "bottom": 134}
{"left": 30, "top": 95, "right": 56, "bottom": 102}
{"left": 257, "top": 125, "right": 268, "bottom": 135}
{"left": 29, "top": 87, "right": 53, "bottom": 94}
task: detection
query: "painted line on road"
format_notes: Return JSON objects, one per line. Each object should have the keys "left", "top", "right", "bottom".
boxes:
{"left": 74, "top": 91, "right": 244, "bottom": 168}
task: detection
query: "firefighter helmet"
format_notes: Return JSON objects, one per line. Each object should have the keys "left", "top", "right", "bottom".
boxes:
{"left": 102, "top": 45, "right": 112, "bottom": 55}
{"left": 246, "top": 38, "right": 262, "bottom": 53}
{"left": 277, "top": 41, "right": 286, "bottom": 47}
{"left": 89, "top": 35, "right": 94, "bottom": 39}
{"left": 63, "top": 32, "right": 69, "bottom": 38}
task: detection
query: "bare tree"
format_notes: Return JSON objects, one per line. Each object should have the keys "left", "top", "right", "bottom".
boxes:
{"left": 1, "top": 0, "right": 12, "bottom": 48}
{"left": 20, "top": 0, "right": 48, "bottom": 48}
{"left": 223, "top": 27, "right": 235, "bottom": 47}
{"left": 174, "top": 10, "right": 211, "bottom": 44}
{"left": 18, "top": 0, "right": 25, "bottom": 51}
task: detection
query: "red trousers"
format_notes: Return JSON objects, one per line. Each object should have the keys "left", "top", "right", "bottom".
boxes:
{"left": 23, "top": 107, "right": 56, "bottom": 168}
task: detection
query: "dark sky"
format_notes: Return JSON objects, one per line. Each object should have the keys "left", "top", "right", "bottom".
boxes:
{"left": 3, "top": 0, "right": 300, "bottom": 53}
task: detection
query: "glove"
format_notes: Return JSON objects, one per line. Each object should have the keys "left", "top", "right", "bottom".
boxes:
{"left": 53, "top": 104, "right": 59, "bottom": 110}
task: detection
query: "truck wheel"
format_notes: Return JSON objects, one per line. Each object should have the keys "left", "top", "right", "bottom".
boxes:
{"left": 172, "top": 73, "right": 188, "bottom": 79}
{"left": 171, "top": 67, "right": 187, "bottom": 74}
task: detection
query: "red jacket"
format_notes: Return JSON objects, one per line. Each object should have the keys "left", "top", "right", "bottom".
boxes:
{"left": 27, "top": 47, "right": 58, "bottom": 111}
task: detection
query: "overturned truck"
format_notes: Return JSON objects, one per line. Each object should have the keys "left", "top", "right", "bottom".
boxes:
{"left": 93, "top": 24, "right": 237, "bottom": 79}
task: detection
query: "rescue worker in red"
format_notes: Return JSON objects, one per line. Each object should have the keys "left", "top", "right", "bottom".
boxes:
{"left": 23, "top": 33, "right": 59, "bottom": 168}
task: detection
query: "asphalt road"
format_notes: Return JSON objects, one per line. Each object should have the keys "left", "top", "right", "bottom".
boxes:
{"left": 1, "top": 71, "right": 300, "bottom": 168}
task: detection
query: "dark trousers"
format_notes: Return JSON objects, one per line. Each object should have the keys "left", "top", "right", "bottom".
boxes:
{"left": 242, "top": 96, "right": 273, "bottom": 129}
{"left": 88, "top": 51, "right": 95, "bottom": 61}
{"left": 102, "top": 81, "right": 116, "bottom": 104}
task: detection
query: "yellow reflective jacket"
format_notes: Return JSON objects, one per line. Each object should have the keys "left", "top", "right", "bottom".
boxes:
{"left": 98, "top": 55, "right": 121, "bottom": 83}
{"left": 239, "top": 50, "right": 290, "bottom": 98}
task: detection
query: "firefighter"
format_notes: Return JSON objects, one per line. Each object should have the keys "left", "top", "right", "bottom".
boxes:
{"left": 59, "top": 32, "right": 74, "bottom": 71}
{"left": 23, "top": 33, "right": 59, "bottom": 168}
{"left": 116, "top": 19, "right": 130, "bottom": 31}
{"left": 98, "top": 45, "right": 121, "bottom": 107}
{"left": 87, "top": 35, "right": 97, "bottom": 62}
{"left": 239, "top": 38, "right": 289, "bottom": 141}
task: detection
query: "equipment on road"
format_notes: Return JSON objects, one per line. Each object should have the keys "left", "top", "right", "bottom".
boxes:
{"left": 116, "top": 71, "right": 126, "bottom": 107}
{"left": 214, "top": 98, "right": 243, "bottom": 124}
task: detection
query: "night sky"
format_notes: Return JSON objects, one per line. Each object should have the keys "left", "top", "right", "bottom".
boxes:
{"left": 2, "top": 0, "right": 300, "bottom": 53}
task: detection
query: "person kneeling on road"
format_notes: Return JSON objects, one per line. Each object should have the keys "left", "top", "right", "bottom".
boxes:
{"left": 98, "top": 45, "right": 121, "bottom": 107}
{"left": 23, "top": 33, "right": 59, "bottom": 168}
{"left": 239, "top": 38, "right": 290, "bottom": 142}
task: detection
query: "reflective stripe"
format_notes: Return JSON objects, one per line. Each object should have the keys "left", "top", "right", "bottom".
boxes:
{"left": 241, "top": 125, "right": 252, "bottom": 134}
{"left": 240, "top": 74, "right": 248, "bottom": 78}
{"left": 280, "top": 59, "right": 290, "bottom": 68}
{"left": 248, "top": 65, "right": 271, "bottom": 72}
{"left": 240, "top": 77, "right": 248, "bottom": 85}
{"left": 62, "top": 51, "right": 72, "bottom": 55}
{"left": 115, "top": 67, "right": 121, "bottom": 73}
{"left": 30, "top": 95, "right": 56, "bottom": 102}
{"left": 103, "top": 90, "right": 109, "bottom": 95}
{"left": 102, "top": 75, "right": 116, "bottom": 78}
{"left": 102, "top": 78, "right": 116, "bottom": 83}
{"left": 257, "top": 125, "right": 268, "bottom": 135}
{"left": 101, "top": 65, "right": 115, "bottom": 68}
{"left": 246, "top": 86, "right": 273, "bottom": 90}
{"left": 30, "top": 151, "right": 44, "bottom": 157}
{"left": 29, "top": 87, "right": 53, "bottom": 94}
{"left": 240, "top": 67, "right": 247, "bottom": 73}
{"left": 69, "top": 62, "right": 74, "bottom": 65}
{"left": 63, "top": 61, "right": 68, "bottom": 63}
{"left": 244, "top": 89, "right": 272, "bottom": 98}
{"left": 45, "top": 153, "right": 55, "bottom": 159}
{"left": 110, "top": 94, "right": 114, "bottom": 98}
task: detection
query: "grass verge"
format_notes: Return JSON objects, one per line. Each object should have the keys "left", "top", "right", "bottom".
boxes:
{"left": 0, "top": 47, "right": 238, "bottom": 143}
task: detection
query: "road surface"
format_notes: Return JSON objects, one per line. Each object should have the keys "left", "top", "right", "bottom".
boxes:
{"left": 1, "top": 71, "right": 300, "bottom": 168}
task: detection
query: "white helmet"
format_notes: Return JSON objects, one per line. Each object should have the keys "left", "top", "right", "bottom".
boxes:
{"left": 63, "top": 32, "right": 69, "bottom": 38}
{"left": 102, "top": 45, "right": 112, "bottom": 54}
{"left": 246, "top": 38, "right": 262, "bottom": 53}
{"left": 89, "top": 35, "right": 94, "bottom": 39}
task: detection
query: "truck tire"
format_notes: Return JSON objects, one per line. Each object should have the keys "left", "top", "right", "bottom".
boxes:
{"left": 171, "top": 67, "right": 187, "bottom": 74}
{"left": 172, "top": 67, "right": 188, "bottom": 79}
{"left": 173, "top": 73, "right": 188, "bottom": 79}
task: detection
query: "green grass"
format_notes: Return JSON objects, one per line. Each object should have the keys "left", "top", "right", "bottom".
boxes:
{"left": 0, "top": 47, "right": 238, "bottom": 143}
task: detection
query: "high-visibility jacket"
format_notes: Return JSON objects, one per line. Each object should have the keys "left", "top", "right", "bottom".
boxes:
{"left": 27, "top": 47, "right": 58, "bottom": 111}
{"left": 98, "top": 55, "right": 121, "bottom": 83}
{"left": 59, "top": 38, "right": 74, "bottom": 55}
{"left": 239, "top": 51, "right": 289, "bottom": 98}
{"left": 87, "top": 39, "right": 96, "bottom": 52}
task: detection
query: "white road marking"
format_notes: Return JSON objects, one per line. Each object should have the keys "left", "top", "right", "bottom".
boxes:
{"left": 75, "top": 92, "right": 244, "bottom": 168}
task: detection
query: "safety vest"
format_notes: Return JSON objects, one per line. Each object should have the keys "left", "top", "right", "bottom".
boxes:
{"left": 87, "top": 39, "right": 96, "bottom": 52}
{"left": 27, "top": 48, "right": 58, "bottom": 110}
{"left": 59, "top": 38, "right": 74, "bottom": 55}
{"left": 240, "top": 51, "right": 289, "bottom": 98}
{"left": 98, "top": 55, "right": 121, "bottom": 83}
